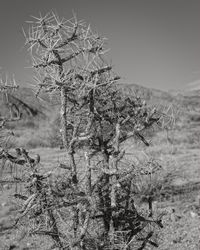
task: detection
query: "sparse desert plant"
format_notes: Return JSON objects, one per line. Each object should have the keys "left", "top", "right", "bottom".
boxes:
{"left": 0, "top": 75, "right": 20, "bottom": 150}
{"left": 0, "top": 12, "right": 168, "bottom": 250}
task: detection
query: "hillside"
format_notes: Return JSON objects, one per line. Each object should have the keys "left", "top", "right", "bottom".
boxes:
{"left": 0, "top": 87, "right": 58, "bottom": 121}
{"left": 118, "top": 82, "right": 175, "bottom": 104}
{"left": 119, "top": 82, "right": 200, "bottom": 127}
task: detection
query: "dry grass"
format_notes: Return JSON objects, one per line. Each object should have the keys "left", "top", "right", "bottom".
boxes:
{"left": 1, "top": 125, "right": 200, "bottom": 249}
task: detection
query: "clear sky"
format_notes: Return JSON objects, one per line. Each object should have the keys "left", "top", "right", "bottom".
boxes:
{"left": 0, "top": 0, "right": 199, "bottom": 91}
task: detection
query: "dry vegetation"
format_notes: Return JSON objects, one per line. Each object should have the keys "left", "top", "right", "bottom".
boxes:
{"left": 0, "top": 12, "right": 200, "bottom": 250}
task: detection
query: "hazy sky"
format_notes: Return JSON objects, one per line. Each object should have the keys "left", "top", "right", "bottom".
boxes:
{"left": 0, "top": 0, "right": 199, "bottom": 91}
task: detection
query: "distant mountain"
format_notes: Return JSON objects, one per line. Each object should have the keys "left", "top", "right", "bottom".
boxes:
{"left": 118, "top": 82, "right": 176, "bottom": 106}
{"left": 186, "top": 79, "right": 200, "bottom": 91}
{"left": 0, "top": 87, "right": 47, "bottom": 119}
{"left": 119, "top": 82, "right": 200, "bottom": 109}
{"left": 119, "top": 82, "right": 200, "bottom": 127}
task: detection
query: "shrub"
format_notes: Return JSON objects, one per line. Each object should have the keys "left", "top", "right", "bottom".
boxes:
{"left": 0, "top": 12, "right": 166, "bottom": 250}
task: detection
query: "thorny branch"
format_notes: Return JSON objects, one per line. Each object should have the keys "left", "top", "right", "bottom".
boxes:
{"left": 0, "top": 12, "right": 165, "bottom": 250}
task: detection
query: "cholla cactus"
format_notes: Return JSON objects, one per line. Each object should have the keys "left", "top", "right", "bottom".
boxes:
{"left": 0, "top": 12, "right": 165, "bottom": 250}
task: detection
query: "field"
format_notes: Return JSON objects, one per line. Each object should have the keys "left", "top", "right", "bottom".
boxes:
{"left": 0, "top": 86, "right": 200, "bottom": 250}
